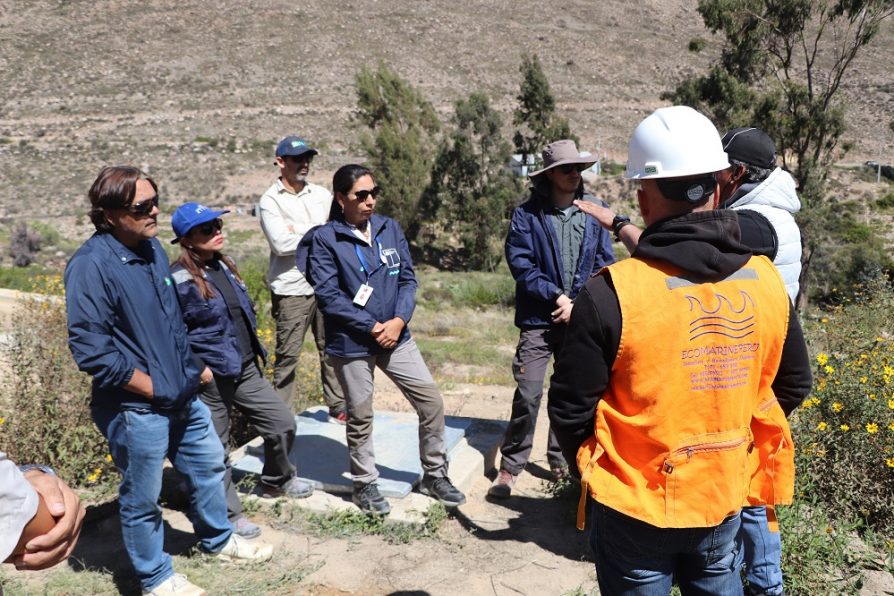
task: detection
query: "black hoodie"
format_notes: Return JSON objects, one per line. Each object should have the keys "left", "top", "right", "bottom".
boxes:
{"left": 547, "top": 210, "right": 812, "bottom": 473}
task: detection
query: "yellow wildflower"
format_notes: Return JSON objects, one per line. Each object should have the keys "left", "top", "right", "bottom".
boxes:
{"left": 887, "top": 457, "right": 894, "bottom": 469}
{"left": 832, "top": 402, "right": 843, "bottom": 413}
{"left": 888, "top": 398, "right": 894, "bottom": 410}
{"left": 840, "top": 424, "right": 850, "bottom": 432}
{"left": 105, "top": 454, "right": 113, "bottom": 463}
{"left": 816, "top": 353, "right": 829, "bottom": 366}
{"left": 86, "top": 468, "right": 103, "bottom": 483}
{"left": 889, "top": 422, "right": 894, "bottom": 432}
{"left": 866, "top": 423, "right": 879, "bottom": 434}
{"left": 821, "top": 318, "right": 829, "bottom": 324}
{"left": 0, "top": 417, "right": 5, "bottom": 426}
{"left": 824, "top": 365, "right": 835, "bottom": 374}
{"left": 817, "top": 422, "right": 827, "bottom": 431}
{"left": 859, "top": 375, "right": 868, "bottom": 384}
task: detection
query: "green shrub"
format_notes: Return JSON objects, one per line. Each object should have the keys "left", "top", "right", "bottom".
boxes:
{"left": 793, "top": 275, "right": 894, "bottom": 540}
{"left": 0, "top": 275, "right": 117, "bottom": 500}
{"left": 877, "top": 188, "right": 894, "bottom": 210}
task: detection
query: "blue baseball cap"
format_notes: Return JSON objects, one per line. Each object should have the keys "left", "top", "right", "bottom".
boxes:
{"left": 170, "top": 202, "right": 230, "bottom": 244}
{"left": 275, "top": 135, "right": 318, "bottom": 158}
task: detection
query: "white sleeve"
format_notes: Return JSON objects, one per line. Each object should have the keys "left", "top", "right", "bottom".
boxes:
{"left": 258, "top": 195, "right": 303, "bottom": 256}
{"left": 0, "top": 452, "right": 39, "bottom": 561}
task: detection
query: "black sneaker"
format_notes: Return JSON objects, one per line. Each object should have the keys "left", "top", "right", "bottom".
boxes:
{"left": 419, "top": 475, "right": 466, "bottom": 507}
{"left": 352, "top": 482, "right": 391, "bottom": 516}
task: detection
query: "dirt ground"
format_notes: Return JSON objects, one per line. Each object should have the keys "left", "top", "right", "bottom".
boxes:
{"left": 4, "top": 375, "right": 598, "bottom": 595}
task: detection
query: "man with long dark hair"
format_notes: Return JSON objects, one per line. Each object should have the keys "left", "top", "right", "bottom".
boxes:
{"left": 65, "top": 166, "right": 273, "bottom": 595}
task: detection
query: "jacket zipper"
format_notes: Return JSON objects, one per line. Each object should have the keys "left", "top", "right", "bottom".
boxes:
{"left": 662, "top": 436, "right": 750, "bottom": 474}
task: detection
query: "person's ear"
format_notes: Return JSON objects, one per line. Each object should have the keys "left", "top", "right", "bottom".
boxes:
{"left": 637, "top": 188, "right": 649, "bottom": 219}
{"left": 732, "top": 164, "right": 747, "bottom": 183}
{"left": 275, "top": 156, "right": 286, "bottom": 169}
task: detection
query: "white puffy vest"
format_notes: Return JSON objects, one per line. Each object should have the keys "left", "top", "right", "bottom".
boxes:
{"left": 729, "top": 168, "right": 802, "bottom": 303}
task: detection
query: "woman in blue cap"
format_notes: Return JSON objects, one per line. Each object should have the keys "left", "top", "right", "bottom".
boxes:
{"left": 170, "top": 202, "right": 314, "bottom": 539}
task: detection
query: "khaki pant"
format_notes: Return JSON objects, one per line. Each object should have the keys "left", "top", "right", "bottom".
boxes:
{"left": 332, "top": 339, "right": 448, "bottom": 484}
{"left": 271, "top": 292, "right": 344, "bottom": 412}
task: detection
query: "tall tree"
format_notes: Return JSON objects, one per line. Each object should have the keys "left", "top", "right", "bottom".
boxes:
{"left": 429, "top": 92, "right": 522, "bottom": 270}
{"left": 355, "top": 61, "right": 440, "bottom": 243}
{"left": 513, "top": 53, "right": 576, "bottom": 170}
{"left": 664, "top": 0, "right": 894, "bottom": 308}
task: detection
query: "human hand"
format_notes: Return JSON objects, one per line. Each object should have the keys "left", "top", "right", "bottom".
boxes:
{"left": 551, "top": 294, "right": 574, "bottom": 325}
{"left": 574, "top": 200, "right": 615, "bottom": 230}
{"left": 13, "top": 471, "right": 86, "bottom": 570}
{"left": 200, "top": 366, "right": 214, "bottom": 386}
{"left": 372, "top": 318, "right": 404, "bottom": 349}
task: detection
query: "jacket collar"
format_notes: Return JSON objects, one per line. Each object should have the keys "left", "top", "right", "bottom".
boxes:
{"left": 101, "top": 232, "right": 155, "bottom": 264}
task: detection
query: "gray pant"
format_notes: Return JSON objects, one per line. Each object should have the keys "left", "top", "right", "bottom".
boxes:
{"left": 498, "top": 326, "right": 565, "bottom": 475}
{"left": 271, "top": 292, "right": 345, "bottom": 412}
{"left": 332, "top": 339, "right": 448, "bottom": 484}
{"left": 199, "top": 361, "right": 297, "bottom": 520}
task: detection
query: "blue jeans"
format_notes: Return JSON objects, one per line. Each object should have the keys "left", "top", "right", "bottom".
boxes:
{"left": 740, "top": 506, "right": 784, "bottom": 595}
{"left": 590, "top": 502, "right": 744, "bottom": 596}
{"left": 93, "top": 399, "right": 232, "bottom": 592}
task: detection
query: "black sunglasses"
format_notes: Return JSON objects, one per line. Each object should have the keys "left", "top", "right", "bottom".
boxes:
{"left": 351, "top": 186, "right": 381, "bottom": 201}
{"left": 125, "top": 196, "right": 159, "bottom": 216}
{"left": 557, "top": 164, "right": 585, "bottom": 175}
{"left": 192, "top": 218, "right": 224, "bottom": 236}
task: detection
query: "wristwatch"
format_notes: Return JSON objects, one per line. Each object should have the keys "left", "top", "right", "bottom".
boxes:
{"left": 611, "top": 214, "right": 632, "bottom": 241}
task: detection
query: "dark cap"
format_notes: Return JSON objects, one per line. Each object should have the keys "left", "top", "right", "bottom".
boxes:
{"left": 721, "top": 127, "right": 776, "bottom": 169}
{"left": 275, "top": 136, "right": 318, "bottom": 158}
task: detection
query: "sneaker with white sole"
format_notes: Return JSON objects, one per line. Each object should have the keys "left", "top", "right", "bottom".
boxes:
{"left": 212, "top": 533, "right": 274, "bottom": 562}
{"left": 143, "top": 573, "right": 206, "bottom": 596}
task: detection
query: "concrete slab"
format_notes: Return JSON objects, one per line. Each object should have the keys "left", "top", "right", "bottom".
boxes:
{"left": 230, "top": 407, "right": 505, "bottom": 523}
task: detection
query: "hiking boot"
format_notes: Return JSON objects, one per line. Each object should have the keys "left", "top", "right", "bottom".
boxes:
{"left": 261, "top": 476, "right": 314, "bottom": 499}
{"left": 419, "top": 475, "right": 466, "bottom": 507}
{"left": 352, "top": 482, "right": 391, "bottom": 516}
{"left": 232, "top": 515, "right": 261, "bottom": 539}
{"left": 487, "top": 469, "right": 517, "bottom": 499}
{"left": 329, "top": 407, "right": 347, "bottom": 424}
{"left": 143, "top": 573, "right": 206, "bottom": 596}
{"left": 212, "top": 533, "right": 274, "bottom": 563}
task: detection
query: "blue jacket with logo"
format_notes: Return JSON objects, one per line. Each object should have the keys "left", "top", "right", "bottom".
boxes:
{"left": 65, "top": 233, "right": 203, "bottom": 411}
{"left": 506, "top": 188, "right": 615, "bottom": 329}
{"left": 303, "top": 214, "right": 416, "bottom": 358}
{"left": 171, "top": 259, "right": 265, "bottom": 378}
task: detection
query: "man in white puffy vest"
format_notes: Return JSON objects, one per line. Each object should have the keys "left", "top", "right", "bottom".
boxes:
{"left": 716, "top": 127, "right": 802, "bottom": 304}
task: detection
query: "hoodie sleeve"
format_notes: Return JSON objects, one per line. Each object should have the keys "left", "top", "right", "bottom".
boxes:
{"left": 548, "top": 275, "right": 621, "bottom": 473}
{"left": 773, "top": 301, "right": 813, "bottom": 416}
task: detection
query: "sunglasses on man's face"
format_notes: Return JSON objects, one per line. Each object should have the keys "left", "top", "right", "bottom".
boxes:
{"left": 351, "top": 186, "right": 381, "bottom": 201}
{"left": 192, "top": 218, "right": 224, "bottom": 236}
{"left": 125, "top": 196, "right": 159, "bottom": 216}
{"left": 557, "top": 164, "right": 584, "bottom": 175}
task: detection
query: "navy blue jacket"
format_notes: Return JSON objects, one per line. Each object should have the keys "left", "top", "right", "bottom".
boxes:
{"left": 505, "top": 188, "right": 615, "bottom": 328}
{"left": 65, "top": 233, "right": 203, "bottom": 411}
{"left": 304, "top": 214, "right": 416, "bottom": 358}
{"left": 171, "top": 259, "right": 265, "bottom": 378}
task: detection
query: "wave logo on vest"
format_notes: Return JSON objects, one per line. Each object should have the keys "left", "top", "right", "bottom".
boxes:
{"left": 686, "top": 290, "right": 755, "bottom": 341}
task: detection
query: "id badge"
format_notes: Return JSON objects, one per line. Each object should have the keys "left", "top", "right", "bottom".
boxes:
{"left": 353, "top": 283, "right": 373, "bottom": 307}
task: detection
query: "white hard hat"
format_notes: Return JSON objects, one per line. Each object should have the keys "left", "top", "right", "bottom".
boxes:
{"left": 625, "top": 106, "right": 730, "bottom": 179}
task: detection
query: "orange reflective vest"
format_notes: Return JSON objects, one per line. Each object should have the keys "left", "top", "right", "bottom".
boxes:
{"left": 576, "top": 255, "right": 795, "bottom": 529}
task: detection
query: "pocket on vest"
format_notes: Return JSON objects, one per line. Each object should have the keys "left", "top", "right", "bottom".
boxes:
{"left": 662, "top": 428, "right": 753, "bottom": 526}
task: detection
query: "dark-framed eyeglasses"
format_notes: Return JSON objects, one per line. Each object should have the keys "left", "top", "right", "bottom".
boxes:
{"left": 192, "top": 218, "right": 224, "bottom": 236}
{"left": 351, "top": 186, "right": 381, "bottom": 201}
{"left": 124, "top": 196, "right": 159, "bottom": 216}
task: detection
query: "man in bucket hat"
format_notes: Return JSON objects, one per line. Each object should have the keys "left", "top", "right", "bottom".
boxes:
{"left": 258, "top": 136, "right": 346, "bottom": 421}
{"left": 489, "top": 140, "right": 615, "bottom": 499}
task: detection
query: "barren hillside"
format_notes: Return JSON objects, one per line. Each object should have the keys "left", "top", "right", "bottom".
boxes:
{"left": 0, "top": 0, "right": 891, "bottom": 224}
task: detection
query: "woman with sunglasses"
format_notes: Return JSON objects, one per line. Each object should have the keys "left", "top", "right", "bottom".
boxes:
{"left": 303, "top": 164, "right": 465, "bottom": 516}
{"left": 170, "top": 202, "right": 314, "bottom": 539}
